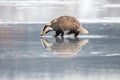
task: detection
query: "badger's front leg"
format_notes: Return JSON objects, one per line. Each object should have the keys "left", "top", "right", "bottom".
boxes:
{"left": 60, "top": 31, "right": 64, "bottom": 37}
{"left": 54, "top": 30, "right": 64, "bottom": 37}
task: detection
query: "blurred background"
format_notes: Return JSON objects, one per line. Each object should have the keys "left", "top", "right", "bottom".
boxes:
{"left": 0, "top": 0, "right": 120, "bottom": 23}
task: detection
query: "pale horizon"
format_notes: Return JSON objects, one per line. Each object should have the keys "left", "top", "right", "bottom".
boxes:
{"left": 0, "top": 0, "right": 120, "bottom": 23}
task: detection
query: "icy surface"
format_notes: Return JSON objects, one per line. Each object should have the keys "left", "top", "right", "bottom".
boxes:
{"left": 0, "top": 23, "right": 120, "bottom": 58}
{"left": 0, "top": 23, "right": 120, "bottom": 80}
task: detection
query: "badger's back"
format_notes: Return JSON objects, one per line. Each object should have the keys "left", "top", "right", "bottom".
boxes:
{"left": 50, "top": 16, "right": 81, "bottom": 31}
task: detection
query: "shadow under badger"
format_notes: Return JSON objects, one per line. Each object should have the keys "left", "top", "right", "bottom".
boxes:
{"left": 41, "top": 16, "right": 89, "bottom": 37}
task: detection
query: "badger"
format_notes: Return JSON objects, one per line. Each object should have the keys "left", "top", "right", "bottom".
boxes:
{"left": 41, "top": 16, "right": 89, "bottom": 37}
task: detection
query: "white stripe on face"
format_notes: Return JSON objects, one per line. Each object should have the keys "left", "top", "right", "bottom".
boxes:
{"left": 41, "top": 25, "right": 53, "bottom": 36}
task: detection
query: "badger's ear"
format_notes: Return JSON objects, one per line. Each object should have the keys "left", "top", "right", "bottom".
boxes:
{"left": 51, "top": 18, "right": 57, "bottom": 23}
{"left": 53, "top": 19, "right": 57, "bottom": 23}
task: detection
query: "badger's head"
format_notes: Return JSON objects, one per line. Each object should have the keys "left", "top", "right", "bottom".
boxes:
{"left": 41, "top": 24, "right": 53, "bottom": 36}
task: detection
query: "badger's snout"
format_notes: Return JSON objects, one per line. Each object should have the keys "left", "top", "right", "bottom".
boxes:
{"left": 41, "top": 25, "right": 53, "bottom": 36}
{"left": 41, "top": 33, "right": 43, "bottom": 36}
{"left": 40, "top": 31, "right": 44, "bottom": 36}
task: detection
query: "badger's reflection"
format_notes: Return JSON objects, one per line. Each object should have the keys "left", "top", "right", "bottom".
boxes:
{"left": 41, "top": 37, "right": 88, "bottom": 58}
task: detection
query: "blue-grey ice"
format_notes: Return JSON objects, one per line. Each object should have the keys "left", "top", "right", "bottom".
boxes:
{"left": 0, "top": 23, "right": 120, "bottom": 80}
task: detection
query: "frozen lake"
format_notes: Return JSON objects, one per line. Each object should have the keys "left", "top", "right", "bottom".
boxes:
{"left": 0, "top": 23, "right": 120, "bottom": 80}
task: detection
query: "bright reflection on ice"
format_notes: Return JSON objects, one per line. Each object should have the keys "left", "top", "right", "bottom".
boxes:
{"left": 41, "top": 37, "right": 88, "bottom": 58}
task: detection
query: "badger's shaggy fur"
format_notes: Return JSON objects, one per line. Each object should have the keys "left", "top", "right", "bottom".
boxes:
{"left": 41, "top": 16, "right": 89, "bottom": 37}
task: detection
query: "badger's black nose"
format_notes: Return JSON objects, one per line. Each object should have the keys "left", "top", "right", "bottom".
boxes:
{"left": 41, "top": 34, "right": 43, "bottom": 36}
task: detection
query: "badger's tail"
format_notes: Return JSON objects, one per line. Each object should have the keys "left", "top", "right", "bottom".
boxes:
{"left": 78, "top": 27, "right": 89, "bottom": 34}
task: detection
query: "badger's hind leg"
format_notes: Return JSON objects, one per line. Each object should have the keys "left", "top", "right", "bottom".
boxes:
{"left": 74, "top": 30, "right": 80, "bottom": 37}
{"left": 66, "top": 30, "right": 75, "bottom": 35}
{"left": 66, "top": 30, "right": 80, "bottom": 37}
